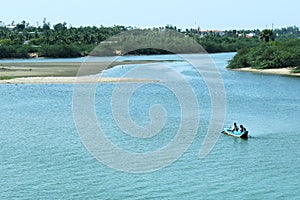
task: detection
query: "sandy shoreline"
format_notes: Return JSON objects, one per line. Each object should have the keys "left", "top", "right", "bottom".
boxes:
{"left": 231, "top": 67, "right": 300, "bottom": 77}
{"left": 0, "top": 76, "right": 159, "bottom": 84}
{"left": 0, "top": 60, "right": 164, "bottom": 84}
{"left": 1, "top": 60, "right": 299, "bottom": 84}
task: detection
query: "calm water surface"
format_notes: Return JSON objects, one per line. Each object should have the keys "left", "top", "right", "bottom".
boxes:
{"left": 0, "top": 53, "right": 299, "bottom": 199}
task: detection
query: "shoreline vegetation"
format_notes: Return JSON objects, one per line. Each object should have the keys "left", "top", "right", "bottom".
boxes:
{"left": 227, "top": 39, "right": 300, "bottom": 76}
{"left": 1, "top": 20, "right": 300, "bottom": 80}
{"left": 0, "top": 19, "right": 264, "bottom": 58}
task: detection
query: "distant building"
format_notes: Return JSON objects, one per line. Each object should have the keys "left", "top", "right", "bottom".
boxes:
{"left": 200, "top": 30, "right": 224, "bottom": 36}
{"left": 245, "top": 33, "right": 256, "bottom": 38}
{"left": 238, "top": 33, "right": 256, "bottom": 38}
{"left": 6, "top": 25, "right": 16, "bottom": 30}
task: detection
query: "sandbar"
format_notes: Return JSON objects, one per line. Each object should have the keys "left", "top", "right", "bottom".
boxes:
{"left": 0, "top": 76, "right": 159, "bottom": 84}
{"left": 231, "top": 67, "right": 300, "bottom": 77}
{"left": 0, "top": 60, "right": 162, "bottom": 84}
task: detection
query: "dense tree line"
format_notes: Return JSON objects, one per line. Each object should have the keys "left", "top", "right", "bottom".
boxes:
{"left": 197, "top": 35, "right": 259, "bottom": 53}
{"left": 228, "top": 38, "right": 300, "bottom": 72}
{"left": 0, "top": 20, "right": 127, "bottom": 45}
{"left": 1, "top": 20, "right": 300, "bottom": 58}
{"left": 274, "top": 26, "right": 300, "bottom": 39}
{"left": 89, "top": 29, "right": 205, "bottom": 56}
{"left": 0, "top": 19, "right": 126, "bottom": 58}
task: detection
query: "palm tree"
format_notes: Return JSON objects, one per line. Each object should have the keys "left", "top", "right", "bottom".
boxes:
{"left": 260, "top": 29, "right": 274, "bottom": 42}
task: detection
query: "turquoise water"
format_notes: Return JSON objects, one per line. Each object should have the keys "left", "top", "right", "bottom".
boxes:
{"left": 1, "top": 53, "right": 300, "bottom": 199}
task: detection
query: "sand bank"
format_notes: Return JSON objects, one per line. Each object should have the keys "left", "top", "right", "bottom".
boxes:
{"left": 0, "top": 61, "right": 160, "bottom": 78}
{"left": 0, "top": 76, "right": 158, "bottom": 84}
{"left": 231, "top": 67, "right": 300, "bottom": 77}
{"left": 0, "top": 60, "right": 164, "bottom": 83}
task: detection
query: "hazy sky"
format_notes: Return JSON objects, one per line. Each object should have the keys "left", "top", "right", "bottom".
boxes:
{"left": 1, "top": 0, "right": 299, "bottom": 30}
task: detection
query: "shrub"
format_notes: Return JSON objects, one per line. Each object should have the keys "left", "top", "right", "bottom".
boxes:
{"left": 38, "top": 45, "right": 81, "bottom": 58}
{"left": 227, "top": 39, "right": 300, "bottom": 70}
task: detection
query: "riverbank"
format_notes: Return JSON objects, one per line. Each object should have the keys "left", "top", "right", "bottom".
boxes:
{"left": 0, "top": 60, "right": 162, "bottom": 83}
{"left": 0, "top": 76, "right": 158, "bottom": 84}
{"left": 230, "top": 67, "right": 300, "bottom": 77}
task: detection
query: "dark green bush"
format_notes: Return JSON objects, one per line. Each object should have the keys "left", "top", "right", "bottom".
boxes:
{"left": 228, "top": 39, "right": 300, "bottom": 70}
{"left": 0, "top": 45, "right": 30, "bottom": 58}
{"left": 38, "top": 45, "right": 81, "bottom": 58}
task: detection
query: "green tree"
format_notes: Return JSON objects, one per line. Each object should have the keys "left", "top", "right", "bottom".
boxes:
{"left": 53, "top": 22, "right": 67, "bottom": 32}
{"left": 42, "top": 18, "right": 50, "bottom": 31}
{"left": 260, "top": 29, "right": 274, "bottom": 42}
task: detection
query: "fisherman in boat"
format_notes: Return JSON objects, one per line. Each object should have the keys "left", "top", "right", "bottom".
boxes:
{"left": 240, "top": 125, "right": 245, "bottom": 133}
{"left": 231, "top": 122, "right": 239, "bottom": 132}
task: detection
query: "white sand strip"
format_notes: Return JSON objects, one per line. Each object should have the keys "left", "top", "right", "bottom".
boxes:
{"left": 0, "top": 76, "right": 159, "bottom": 84}
{"left": 231, "top": 67, "right": 300, "bottom": 77}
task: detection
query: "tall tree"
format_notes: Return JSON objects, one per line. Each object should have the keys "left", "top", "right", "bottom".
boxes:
{"left": 260, "top": 29, "right": 274, "bottom": 42}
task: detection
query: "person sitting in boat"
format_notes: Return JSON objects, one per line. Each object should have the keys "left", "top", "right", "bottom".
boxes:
{"left": 231, "top": 122, "right": 239, "bottom": 132}
{"left": 240, "top": 125, "right": 245, "bottom": 133}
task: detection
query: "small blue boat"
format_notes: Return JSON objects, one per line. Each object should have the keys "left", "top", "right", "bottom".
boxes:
{"left": 222, "top": 128, "right": 248, "bottom": 139}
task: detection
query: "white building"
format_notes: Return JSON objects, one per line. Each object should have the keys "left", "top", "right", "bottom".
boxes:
{"left": 6, "top": 25, "right": 16, "bottom": 30}
{"left": 200, "top": 30, "right": 225, "bottom": 36}
{"left": 246, "top": 33, "right": 256, "bottom": 38}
